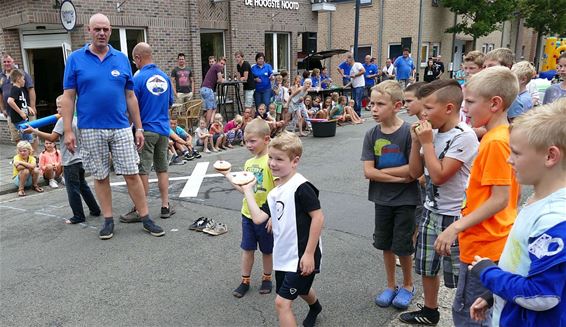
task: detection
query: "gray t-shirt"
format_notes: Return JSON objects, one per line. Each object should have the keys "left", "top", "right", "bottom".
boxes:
{"left": 542, "top": 83, "right": 566, "bottom": 105}
{"left": 53, "top": 117, "right": 82, "bottom": 166}
{"left": 361, "top": 122, "right": 419, "bottom": 205}
{"left": 423, "top": 122, "right": 479, "bottom": 216}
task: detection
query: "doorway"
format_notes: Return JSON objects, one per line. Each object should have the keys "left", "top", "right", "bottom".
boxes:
{"left": 26, "top": 48, "right": 64, "bottom": 119}
{"left": 200, "top": 31, "right": 225, "bottom": 80}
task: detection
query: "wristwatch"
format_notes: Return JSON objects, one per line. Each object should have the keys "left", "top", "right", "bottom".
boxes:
{"left": 136, "top": 128, "right": 144, "bottom": 133}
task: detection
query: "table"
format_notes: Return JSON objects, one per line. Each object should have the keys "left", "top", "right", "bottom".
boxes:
{"left": 307, "top": 86, "right": 350, "bottom": 100}
{"left": 216, "top": 80, "right": 244, "bottom": 120}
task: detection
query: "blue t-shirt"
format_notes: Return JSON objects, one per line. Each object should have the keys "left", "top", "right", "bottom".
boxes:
{"left": 63, "top": 44, "right": 133, "bottom": 129}
{"left": 338, "top": 61, "right": 352, "bottom": 80}
{"left": 507, "top": 90, "right": 533, "bottom": 119}
{"left": 393, "top": 56, "right": 415, "bottom": 80}
{"left": 363, "top": 63, "right": 378, "bottom": 87}
{"left": 250, "top": 63, "right": 273, "bottom": 91}
{"left": 173, "top": 125, "right": 188, "bottom": 139}
{"left": 133, "top": 63, "right": 173, "bottom": 136}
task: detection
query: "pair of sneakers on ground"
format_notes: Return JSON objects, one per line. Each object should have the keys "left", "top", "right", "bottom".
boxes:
{"left": 188, "top": 216, "right": 227, "bottom": 236}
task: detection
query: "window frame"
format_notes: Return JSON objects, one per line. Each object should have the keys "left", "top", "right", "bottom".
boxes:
{"left": 265, "top": 32, "right": 291, "bottom": 73}
{"left": 420, "top": 42, "right": 429, "bottom": 67}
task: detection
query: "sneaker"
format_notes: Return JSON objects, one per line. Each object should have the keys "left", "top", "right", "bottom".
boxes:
{"left": 119, "top": 207, "right": 141, "bottom": 223}
{"left": 204, "top": 222, "right": 227, "bottom": 236}
{"left": 160, "top": 204, "right": 176, "bottom": 219}
{"left": 399, "top": 304, "right": 440, "bottom": 325}
{"left": 65, "top": 216, "right": 85, "bottom": 224}
{"left": 142, "top": 218, "right": 165, "bottom": 237}
{"left": 183, "top": 152, "right": 195, "bottom": 161}
{"left": 192, "top": 150, "right": 202, "bottom": 158}
{"left": 49, "top": 179, "right": 59, "bottom": 188}
{"left": 202, "top": 219, "right": 217, "bottom": 234}
{"left": 99, "top": 219, "right": 114, "bottom": 240}
{"left": 233, "top": 282, "right": 250, "bottom": 298}
{"left": 169, "top": 155, "right": 186, "bottom": 166}
{"left": 189, "top": 217, "right": 209, "bottom": 231}
{"left": 59, "top": 177, "right": 65, "bottom": 186}
{"left": 259, "top": 280, "right": 272, "bottom": 294}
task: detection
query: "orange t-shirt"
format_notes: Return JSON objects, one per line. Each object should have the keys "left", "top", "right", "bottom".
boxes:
{"left": 459, "top": 125, "right": 519, "bottom": 264}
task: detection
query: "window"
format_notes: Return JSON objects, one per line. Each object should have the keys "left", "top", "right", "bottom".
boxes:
{"left": 432, "top": 0, "right": 439, "bottom": 7}
{"left": 388, "top": 43, "right": 402, "bottom": 61}
{"left": 265, "top": 32, "right": 290, "bottom": 72}
{"left": 487, "top": 43, "right": 495, "bottom": 52}
{"left": 431, "top": 43, "right": 441, "bottom": 57}
{"left": 108, "top": 28, "right": 146, "bottom": 73}
{"left": 481, "top": 44, "right": 487, "bottom": 53}
{"left": 420, "top": 43, "right": 429, "bottom": 67}
{"left": 352, "top": 46, "right": 371, "bottom": 63}
{"left": 200, "top": 31, "right": 225, "bottom": 80}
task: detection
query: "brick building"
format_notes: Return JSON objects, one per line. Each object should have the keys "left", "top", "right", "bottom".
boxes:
{"left": 0, "top": 0, "right": 320, "bottom": 142}
{"left": 317, "top": 0, "right": 536, "bottom": 83}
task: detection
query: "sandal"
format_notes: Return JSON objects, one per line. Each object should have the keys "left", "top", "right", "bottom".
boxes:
{"left": 18, "top": 189, "right": 26, "bottom": 197}
{"left": 375, "top": 286, "right": 399, "bottom": 307}
{"left": 391, "top": 287, "right": 415, "bottom": 310}
{"left": 32, "top": 185, "right": 44, "bottom": 193}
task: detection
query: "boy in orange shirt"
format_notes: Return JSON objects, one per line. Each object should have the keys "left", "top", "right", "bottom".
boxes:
{"left": 433, "top": 66, "right": 520, "bottom": 326}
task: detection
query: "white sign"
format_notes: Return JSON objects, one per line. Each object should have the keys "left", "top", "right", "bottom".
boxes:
{"left": 59, "top": 0, "right": 77, "bottom": 31}
{"left": 244, "top": 0, "right": 300, "bottom": 10}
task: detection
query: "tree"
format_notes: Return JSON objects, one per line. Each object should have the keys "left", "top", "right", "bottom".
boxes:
{"left": 519, "top": 0, "right": 566, "bottom": 68}
{"left": 441, "top": 0, "right": 518, "bottom": 49}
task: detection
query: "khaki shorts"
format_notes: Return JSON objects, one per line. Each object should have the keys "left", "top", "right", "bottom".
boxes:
{"left": 7, "top": 115, "right": 36, "bottom": 143}
{"left": 138, "top": 131, "right": 169, "bottom": 174}
{"left": 175, "top": 92, "right": 193, "bottom": 104}
{"left": 244, "top": 90, "right": 254, "bottom": 108}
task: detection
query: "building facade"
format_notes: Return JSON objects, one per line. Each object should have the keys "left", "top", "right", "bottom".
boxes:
{"left": 0, "top": 0, "right": 320, "bottom": 142}
{"left": 317, "top": 0, "right": 536, "bottom": 83}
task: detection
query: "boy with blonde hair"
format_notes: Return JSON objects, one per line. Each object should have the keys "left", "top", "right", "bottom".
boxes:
{"left": 434, "top": 66, "right": 520, "bottom": 326}
{"left": 508, "top": 61, "right": 536, "bottom": 121}
{"left": 361, "top": 80, "right": 420, "bottom": 310}
{"left": 402, "top": 80, "right": 479, "bottom": 325}
{"left": 241, "top": 131, "right": 324, "bottom": 327}
{"left": 484, "top": 48, "right": 514, "bottom": 69}
{"left": 470, "top": 99, "right": 566, "bottom": 326}
{"left": 222, "top": 118, "right": 276, "bottom": 298}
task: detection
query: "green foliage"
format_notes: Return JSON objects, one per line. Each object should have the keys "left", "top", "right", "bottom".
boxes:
{"left": 519, "top": 0, "right": 566, "bottom": 35}
{"left": 441, "top": 0, "right": 518, "bottom": 41}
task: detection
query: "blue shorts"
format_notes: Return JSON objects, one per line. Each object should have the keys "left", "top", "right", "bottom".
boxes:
{"left": 275, "top": 271, "right": 316, "bottom": 300}
{"left": 13, "top": 174, "right": 33, "bottom": 188}
{"left": 200, "top": 87, "right": 217, "bottom": 110}
{"left": 241, "top": 216, "right": 273, "bottom": 254}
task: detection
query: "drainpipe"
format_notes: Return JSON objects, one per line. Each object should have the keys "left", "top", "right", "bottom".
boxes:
{"left": 415, "top": 0, "right": 423, "bottom": 81}
{"left": 378, "top": 0, "right": 384, "bottom": 68}
{"left": 328, "top": 11, "right": 332, "bottom": 70}
{"left": 353, "top": 0, "right": 361, "bottom": 60}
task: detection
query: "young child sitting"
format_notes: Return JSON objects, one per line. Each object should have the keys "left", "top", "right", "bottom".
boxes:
{"left": 210, "top": 113, "right": 228, "bottom": 150}
{"left": 39, "top": 140, "right": 63, "bottom": 188}
{"left": 469, "top": 100, "right": 566, "bottom": 327}
{"left": 316, "top": 96, "right": 332, "bottom": 119}
{"left": 343, "top": 99, "right": 364, "bottom": 124}
{"left": 329, "top": 96, "right": 346, "bottom": 121}
{"left": 195, "top": 118, "right": 215, "bottom": 153}
{"left": 12, "top": 140, "right": 43, "bottom": 196}
{"left": 240, "top": 131, "right": 324, "bottom": 327}
{"left": 310, "top": 96, "right": 322, "bottom": 117}
{"left": 170, "top": 118, "right": 200, "bottom": 160}
{"left": 224, "top": 114, "right": 244, "bottom": 146}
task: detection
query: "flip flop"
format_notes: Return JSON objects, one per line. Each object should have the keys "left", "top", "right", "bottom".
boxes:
{"left": 32, "top": 185, "right": 44, "bottom": 193}
{"left": 18, "top": 189, "right": 26, "bottom": 197}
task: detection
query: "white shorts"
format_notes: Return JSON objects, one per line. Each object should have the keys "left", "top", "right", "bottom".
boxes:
{"left": 80, "top": 128, "right": 139, "bottom": 179}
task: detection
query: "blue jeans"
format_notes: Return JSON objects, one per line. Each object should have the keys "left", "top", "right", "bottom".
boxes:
{"left": 352, "top": 86, "right": 364, "bottom": 116}
{"left": 254, "top": 88, "right": 272, "bottom": 110}
{"left": 64, "top": 162, "right": 100, "bottom": 220}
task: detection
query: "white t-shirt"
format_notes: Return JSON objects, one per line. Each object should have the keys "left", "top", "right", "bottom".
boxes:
{"left": 350, "top": 62, "right": 365, "bottom": 88}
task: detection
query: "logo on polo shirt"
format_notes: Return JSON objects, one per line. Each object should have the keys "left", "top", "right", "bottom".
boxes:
{"left": 146, "top": 74, "right": 168, "bottom": 95}
{"left": 111, "top": 70, "right": 120, "bottom": 77}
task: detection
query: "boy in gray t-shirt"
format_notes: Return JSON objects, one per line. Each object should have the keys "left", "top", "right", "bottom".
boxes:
{"left": 26, "top": 98, "right": 100, "bottom": 224}
{"left": 402, "top": 80, "right": 479, "bottom": 325}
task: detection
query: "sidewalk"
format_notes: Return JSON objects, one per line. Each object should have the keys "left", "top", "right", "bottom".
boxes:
{"left": 0, "top": 142, "right": 18, "bottom": 195}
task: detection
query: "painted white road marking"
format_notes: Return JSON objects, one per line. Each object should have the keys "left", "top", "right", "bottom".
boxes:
{"left": 179, "top": 162, "right": 210, "bottom": 198}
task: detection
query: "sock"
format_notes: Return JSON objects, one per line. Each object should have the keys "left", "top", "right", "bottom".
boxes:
{"left": 303, "top": 300, "right": 322, "bottom": 327}
{"left": 262, "top": 273, "right": 272, "bottom": 281}
{"left": 242, "top": 275, "right": 251, "bottom": 285}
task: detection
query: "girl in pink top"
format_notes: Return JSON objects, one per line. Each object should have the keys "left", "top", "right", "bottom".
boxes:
{"left": 39, "top": 140, "right": 62, "bottom": 188}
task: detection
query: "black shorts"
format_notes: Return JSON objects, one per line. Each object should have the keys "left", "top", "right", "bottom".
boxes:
{"left": 275, "top": 271, "right": 316, "bottom": 300}
{"left": 373, "top": 204, "right": 416, "bottom": 256}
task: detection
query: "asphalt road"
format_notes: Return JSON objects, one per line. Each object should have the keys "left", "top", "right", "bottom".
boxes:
{"left": 0, "top": 112, "right": 529, "bottom": 326}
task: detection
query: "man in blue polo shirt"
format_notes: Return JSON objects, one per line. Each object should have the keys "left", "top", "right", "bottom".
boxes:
{"left": 394, "top": 48, "right": 415, "bottom": 89}
{"left": 363, "top": 55, "right": 378, "bottom": 109}
{"left": 120, "top": 42, "right": 176, "bottom": 223}
{"left": 61, "top": 13, "right": 164, "bottom": 240}
{"left": 337, "top": 53, "right": 353, "bottom": 86}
